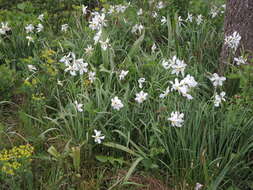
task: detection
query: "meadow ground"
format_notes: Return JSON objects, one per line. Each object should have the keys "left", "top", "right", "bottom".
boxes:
{"left": 0, "top": 0, "right": 252, "bottom": 189}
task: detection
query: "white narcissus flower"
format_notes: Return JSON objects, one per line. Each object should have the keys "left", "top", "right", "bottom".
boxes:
{"left": 57, "top": 80, "right": 63, "bottom": 86}
{"left": 36, "top": 23, "right": 43, "bottom": 33}
{"left": 92, "top": 130, "right": 105, "bottom": 144}
{"left": 195, "top": 183, "right": 204, "bottom": 190}
{"left": 161, "top": 59, "right": 170, "bottom": 70}
{"left": 61, "top": 52, "right": 88, "bottom": 76}
{"left": 156, "top": 1, "right": 165, "bottom": 9}
{"left": 25, "top": 24, "right": 34, "bottom": 33}
{"left": 152, "top": 11, "right": 158, "bottom": 18}
{"left": 85, "top": 45, "right": 94, "bottom": 55}
{"left": 26, "top": 36, "right": 34, "bottom": 46}
{"left": 135, "top": 91, "right": 148, "bottom": 104}
{"left": 214, "top": 91, "right": 226, "bottom": 107}
{"left": 178, "top": 16, "right": 183, "bottom": 26}
{"left": 74, "top": 101, "right": 83, "bottom": 112}
{"left": 108, "top": 5, "right": 115, "bottom": 14}
{"left": 181, "top": 74, "right": 198, "bottom": 88}
{"left": 131, "top": 24, "right": 144, "bottom": 35}
{"left": 61, "top": 24, "right": 69, "bottom": 32}
{"left": 138, "top": 78, "right": 145, "bottom": 88}
{"left": 88, "top": 71, "right": 96, "bottom": 83}
{"left": 170, "top": 77, "right": 196, "bottom": 100}
{"left": 224, "top": 31, "right": 241, "bottom": 51}
{"left": 38, "top": 14, "right": 44, "bottom": 21}
{"left": 171, "top": 59, "right": 187, "bottom": 77}
{"left": 76, "top": 60, "right": 88, "bottom": 75}
{"left": 210, "top": 6, "right": 219, "bottom": 18}
{"left": 89, "top": 12, "right": 107, "bottom": 31}
{"left": 119, "top": 70, "right": 129, "bottom": 80}
{"left": 186, "top": 13, "right": 193, "bottom": 22}
{"left": 168, "top": 56, "right": 187, "bottom": 77}
{"left": 111, "top": 96, "right": 124, "bottom": 110}
{"left": 168, "top": 111, "right": 184, "bottom": 127}
{"left": 234, "top": 56, "right": 247, "bottom": 65}
{"left": 159, "top": 86, "right": 170, "bottom": 99}
{"left": 27, "top": 65, "right": 37, "bottom": 72}
{"left": 115, "top": 4, "right": 128, "bottom": 13}
{"left": 137, "top": 8, "right": 143, "bottom": 16}
{"left": 196, "top": 14, "right": 203, "bottom": 25}
{"left": 82, "top": 5, "right": 88, "bottom": 15}
{"left": 0, "top": 22, "right": 11, "bottom": 35}
{"left": 161, "top": 16, "right": 167, "bottom": 25}
{"left": 93, "top": 30, "right": 102, "bottom": 44}
{"left": 151, "top": 43, "right": 157, "bottom": 53}
{"left": 99, "top": 38, "right": 110, "bottom": 51}
{"left": 209, "top": 73, "right": 226, "bottom": 87}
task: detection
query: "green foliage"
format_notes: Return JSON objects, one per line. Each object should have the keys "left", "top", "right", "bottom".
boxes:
{"left": 1, "top": 0, "right": 253, "bottom": 189}
{"left": 0, "top": 64, "right": 16, "bottom": 99}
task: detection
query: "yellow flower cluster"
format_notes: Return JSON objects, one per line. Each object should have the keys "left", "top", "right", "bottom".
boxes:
{"left": 0, "top": 144, "right": 34, "bottom": 175}
{"left": 32, "top": 93, "right": 45, "bottom": 101}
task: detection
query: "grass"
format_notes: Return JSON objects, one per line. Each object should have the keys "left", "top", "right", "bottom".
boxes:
{"left": 0, "top": 0, "right": 252, "bottom": 189}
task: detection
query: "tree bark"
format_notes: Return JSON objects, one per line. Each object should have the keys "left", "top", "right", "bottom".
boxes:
{"left": 220, "top": 0, "right": 253, "bottom": 65}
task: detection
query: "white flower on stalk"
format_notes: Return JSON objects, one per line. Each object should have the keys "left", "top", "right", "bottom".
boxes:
{"left": 178, "top": 16, "right": 183, "bottom": 26}
{"left": 119, "top": 70, "right": 129, "bottom": 80}
{"left": 209, "top": 73, "right": 226, "bottom": 87}
{"left": 89, "top": 12, "right": 107, "bottom": 31}
{"left": 131, "top": 24, "right": 144, "bottom": 35}
{"left": 99, "top": 38, "right": 110, "bottom": 51}
{"left": 93, "top": 30, "right": 102, "bottom": 44}
{"left": 161, "top": 16, "right": 167, "bottom": 25}
{"left": 195, "top": 183, "right": 204, "bottom": 190}
{"left": 135, "top": 90, "right": 148, "bottom": 104}
{"left": 26, "top": 36, "right": 34, "bottom": 46}
{"left": 159, "top": 86, "right": 170, "bottom": 99}
{"left": 92, "top": 130, "right": 105, "bottom": 144}
{"left": 27, "top": 65, "right": 37, "bottom": 72}
{"left": 156, "top": 1, "right": 165, "bottom": 9}
{"left": 115, "top": 4, "right": 128, "bottom": 13}
{"left": 171, "top": 60, "right": 187, "bottom": 77}
{"left": 161, "top": 59, "right": 170, "bottom": 70}
{"left": 25, "top": 24, "right": 34, "bottom": 33}
{"left": 82, "top": 5, "right": 88, "bottom": 15}
{"left": 138, "top": 78, "right": 145, "bottom": 89}
{"left": 168, "top": 111, "right": 184, "bottom": 127}
{"left": 76, "top": 60, "right": 88, "bottom": 75}
{"left": 151, "top": 43, "right": 157, "bottom": 53}
{"left": 61, "top": 52, "right": 88, "bottom": 76}
{"left": 38, "top": 14, "right": 44, "bottom": 21}
{"left": 111, "top": 96, "right": 124, "bottom": 110}
{"left": 196, "top": 15, "right": 203, "bottom": 25}
{"left": 152, "top": 11, "right": 158, "bottom": 18}
{"left": 57, "top": 79, "right": 63, "bottom": 86}
{"left": 88, "top": 71, "right": 96, "bottom": 83}
{"left": 108, "top": 5, "right": 115, "bottom": 14}
{"left": 36, "top": 23, "right": 43, "bottom": 33}
{"left": 224, "top": 31, "right": 241, "bottom": 51}
{"left": 170, "top": 78, "right": 194, "bottom": 100}
{"left": 0, "top": 22, "right": 11, "bottom": 35}
{"left": 181, "top": 74, "right": 198, "bottom": 88}
{"left": 85, "top": 45, "right": 94, "bottom": 55}
{"left": 234, "top": 56, "right": 247, "bottom": 65}
{"left": 137, "top": 8, "right": 143, "bottom": 16}
{"left": 210, "top": 6, "right": 219, "bottom": 18}
{"left": 61, "top": 24, "right": 69, "bottom": 32}
{"left": 169, "top": 56, "right": 187, "bottom": 77}
{"left": 74, "top": 101, "right": 83, "bottom": 112}
{"left": 214, "top": 91, "right": 226, "bottom": 107}
{"left": 186, "top": 13, "right": 193, "bottom": 22}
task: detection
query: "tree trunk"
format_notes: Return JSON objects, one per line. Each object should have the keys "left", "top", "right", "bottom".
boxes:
{"left": 220, "top": 0, "right": 253, "bottom": 65}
